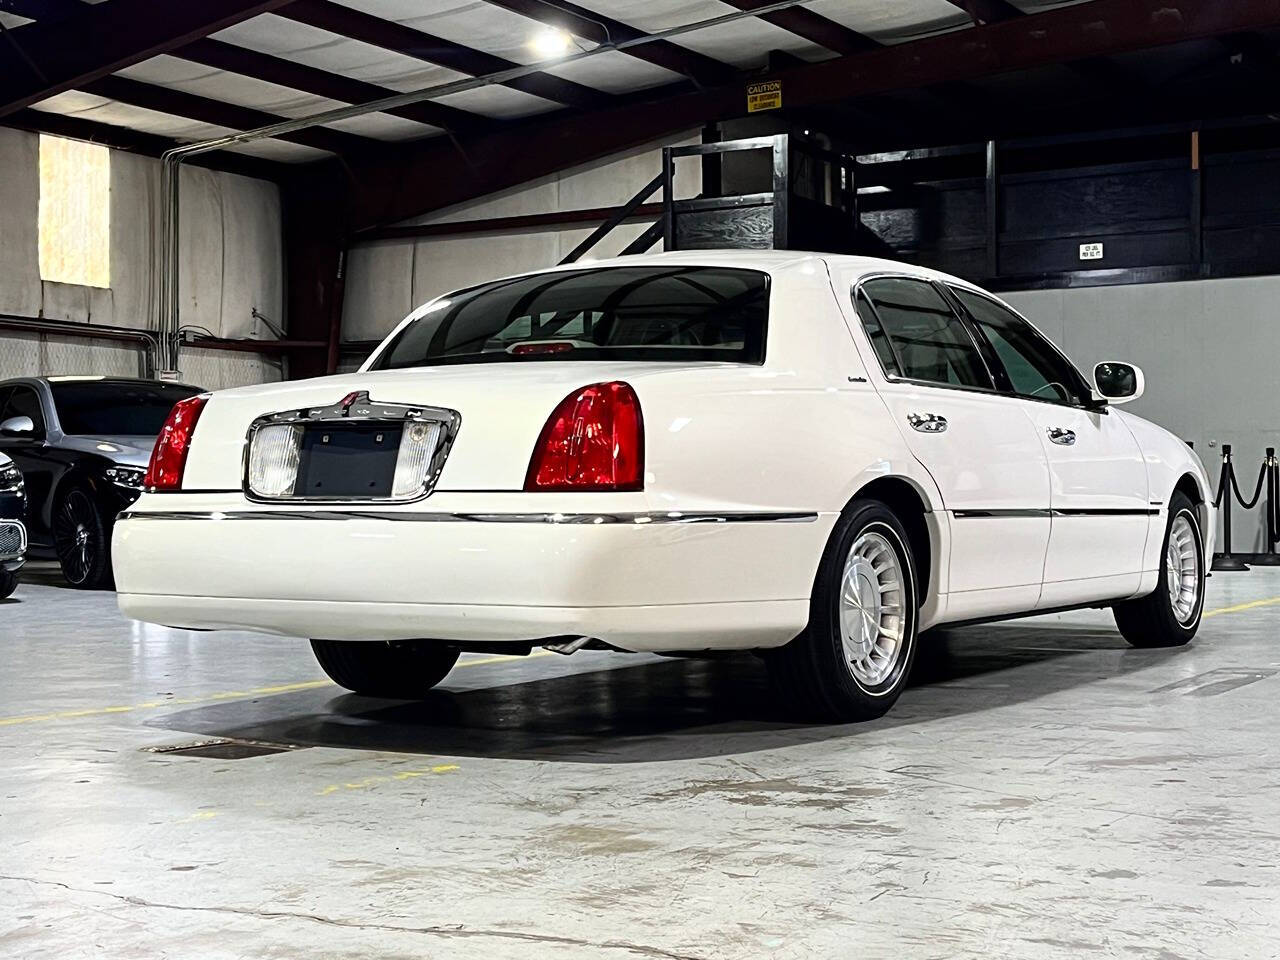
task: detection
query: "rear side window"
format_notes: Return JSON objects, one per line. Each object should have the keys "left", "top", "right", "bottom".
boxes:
{"left": 858, "top": 277, "right": 992, "bottom": 390}
{"left": 49, "top": 381, "right": 202, "bottom": 436}
{"left": 373, "top": 266, "right": 770, "bottom": 369}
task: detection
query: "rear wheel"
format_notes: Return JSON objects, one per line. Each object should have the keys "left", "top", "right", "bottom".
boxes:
{"left": 310, "top": 639, "right": 460, "bottom": 698}
{"left": 53, "top": 486, "right": 112, "bottom": 590}
{"left": 766, "top": 499, "right": 920, "bottom": 722}
{"left": 1113, "top": 491, "right": 1204, "bottom": 648}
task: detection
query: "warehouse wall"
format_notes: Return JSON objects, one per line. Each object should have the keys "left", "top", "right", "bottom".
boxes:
{"left": 341, "top": 131, "right": 702, "bottom": 346}
{"left": 0, "top": 127, "right": 282, "bottom": 389}
{"left": 1005, "top": 277, "right": 1277, "bottom": 551}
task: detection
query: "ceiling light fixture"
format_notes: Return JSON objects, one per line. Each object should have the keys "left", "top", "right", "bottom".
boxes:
{"left": 530, "top": 28, "right": 573, "bottom": 58}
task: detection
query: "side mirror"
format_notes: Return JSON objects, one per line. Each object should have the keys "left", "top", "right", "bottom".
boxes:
{"left": 0, "top": 416, "right": 35, "bottom": 437}
{"left": 1093, "top": 362, "right": 1144, "bottom": 405}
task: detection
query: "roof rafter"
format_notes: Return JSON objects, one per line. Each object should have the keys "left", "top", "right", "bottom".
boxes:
{"left": 941, "top": 0, "right": 1024, "bottom": 26}
{"left": 80, "top": 74, "right": 374, "bottom": 156}
{"left": 0, "top": 0, "right": 295, "bottom": 119}
{"left": 2, "top": 107, "right": 289, "bottom": 181}
{"left": 336, "top": 0, "right": 1280, "bottom": 232}
{"left": 717, "top": 0, "right": 880, "bottom": 56}
{"left": 479, "top": 0, "right": 736, "bottom": 86}
{"left": 176, "top": 37, "right": 494, "bottom": 135}
{"left": 280, "top": 0, "right": 610, "bottom": 109}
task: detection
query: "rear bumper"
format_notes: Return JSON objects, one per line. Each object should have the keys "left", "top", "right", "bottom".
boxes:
{"left": 112, "top": 498, "right": 832, "bottom": 652}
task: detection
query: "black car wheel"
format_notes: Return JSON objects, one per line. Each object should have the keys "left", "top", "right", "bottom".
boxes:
{"left": 310, "top": 639, "right": 460, "bottom": 698}
{"left": 0, "top": 569, "right": 18, "bottom": 600}
{"left": 53, "top": 486, "right": 112, "bottom": 590}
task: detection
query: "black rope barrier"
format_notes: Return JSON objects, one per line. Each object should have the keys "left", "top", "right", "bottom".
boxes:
{"left": 1256, "top": 447, "right": 1280, "bottom": 566}
{"left": 1210, "top": 444, "right": 1280, "bottom": 572}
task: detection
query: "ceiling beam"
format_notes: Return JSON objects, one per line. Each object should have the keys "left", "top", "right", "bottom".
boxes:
{"left": 337, "top": 0, "right": 1280, "bottom": 232}
{"left": 717, "top": 0, "right": 880, "bottom": 56}
{"left": 176, "top": 37, "right": 493, "bottom": 135}
{"left": 2, "top": 107, "right": 290, "bottom": 181}
{"left": 942, "top": 0, "right": 1024, "bottom": 25}
{"left": 80, "top": 74, "right": 373, "bottom": 157}
{"left": 0, "top": 0, "right": 294, "bottom": 119}
{"left": 280, "top": 0, "right": 610, "bottom": 109}
{"left": 0, "top": 0, "right": 85, "bottom": 21}
{"left": 478, "top": 0, "right": 735, "bottom": 86}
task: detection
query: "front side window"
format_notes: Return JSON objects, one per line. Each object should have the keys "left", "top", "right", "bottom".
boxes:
{"left": 951, "top": 288, "right": 1089, "bottom": 405}
{"left": 858, "top": 277, "right": 992, "bottom": 389}
{"left": 374, "top": 266, "right": 770, "bottom": 369}
{"left": 49, "top": 381, "right": 202, "bottom": 436}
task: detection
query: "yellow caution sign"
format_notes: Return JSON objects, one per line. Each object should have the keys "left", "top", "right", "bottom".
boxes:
{"left": 747, "top": 80, "right": 782, "bottom": 113}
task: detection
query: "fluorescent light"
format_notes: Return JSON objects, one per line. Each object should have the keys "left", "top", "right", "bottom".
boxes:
{"left": 530, "top": 28, "right": 573, "bottom": 57}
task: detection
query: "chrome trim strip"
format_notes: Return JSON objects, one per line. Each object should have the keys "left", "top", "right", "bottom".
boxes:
{"left": 0, "top": 519, "right": 27, "bottom": 560}
{"left": 1053, "top": 508, "right": 1162, "bottom": 517}
{"left": 118, "top": 510, "right": 818, "bottom": 525}
{"left": 953, "top": 508, "right": 1160, "bottom": 519}
{"left": 952, "top": 509, "right": 1048, "bottom": 519}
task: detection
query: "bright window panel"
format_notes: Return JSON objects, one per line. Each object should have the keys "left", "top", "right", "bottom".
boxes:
{"left": 38, "top": 134, "right": 110, "bottom": 289}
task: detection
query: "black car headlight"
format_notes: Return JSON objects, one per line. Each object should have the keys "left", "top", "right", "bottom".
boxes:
{"left": 104, "top": 465, "right": 146, "bottom": 490}
{"left": 0, "top": 463, "right": 22, "bottom": 495}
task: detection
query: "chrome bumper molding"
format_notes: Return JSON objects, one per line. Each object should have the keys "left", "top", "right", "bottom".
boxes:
{"left": 0, "top": 519, "right": 27, "bottom": 561}
{"left": 118, "top": 509, "right": 819, "bottom": 525}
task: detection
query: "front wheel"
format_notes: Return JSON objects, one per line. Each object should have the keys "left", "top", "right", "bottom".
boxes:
{"left": 310, "top": 639, "right": 460, "bottom": 698}
{"left": 0, "top": 569, "right": 18, "bottom": 600}
{"left": 53, "top": 486, "right": 112, "bottom": 590}
{"left": 1113, "top": 491, "right": 1204, "bottom": 648}
{"left": 765, "top": 499, "right": 920, "bottom": 722}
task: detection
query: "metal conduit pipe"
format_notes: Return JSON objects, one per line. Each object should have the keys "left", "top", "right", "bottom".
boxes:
{"left": 0, "top": 314, "right": 160, "bottom": 379}
{"left": 153, "top": 0, "right": 826, "bottom": 373}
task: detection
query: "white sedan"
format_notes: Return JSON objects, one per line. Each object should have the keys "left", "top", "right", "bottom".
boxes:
{"left": 113, "top": 251, "right": 1212, "bottom": 721}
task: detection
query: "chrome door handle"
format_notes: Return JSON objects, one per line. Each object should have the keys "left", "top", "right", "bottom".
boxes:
{"left": 907, "top": 413, "right": 948, "bottom": 434}
{"left": 1047, "top": 427, "right": 1076, "bottom": 446}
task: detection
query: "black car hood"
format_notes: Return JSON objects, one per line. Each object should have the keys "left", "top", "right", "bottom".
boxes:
{"left": 58, "top": 435, "right": 155, "bottom": 469}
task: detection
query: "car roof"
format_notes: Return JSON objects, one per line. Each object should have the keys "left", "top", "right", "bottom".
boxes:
{"left": 487, "top": 249, "right": 983, "bottom": 289}
{"left": 0, "top": 376, "right": 203, "bottom": 390}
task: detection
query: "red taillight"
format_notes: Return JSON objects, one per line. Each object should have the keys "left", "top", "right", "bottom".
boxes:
{"left": 525, "top": 382, "right": 643, "bottom": 491}
{"left": 144, "top": 394, "right": 210, "bottom": 491}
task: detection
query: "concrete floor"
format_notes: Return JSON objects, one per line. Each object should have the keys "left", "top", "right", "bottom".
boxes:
{"left": 2, "top": 563, "right": 1279, "bottom": 959}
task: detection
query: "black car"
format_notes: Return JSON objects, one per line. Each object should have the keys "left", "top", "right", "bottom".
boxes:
{"left": 0, "top": 376, "right": 205, "bottom": 589}
{"left": 0, "top": 451, "right": 26, "bottom": 599}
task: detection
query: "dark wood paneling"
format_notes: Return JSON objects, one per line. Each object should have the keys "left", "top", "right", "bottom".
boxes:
{"left": 1001, "top": 230, "right": 1192, "bottom": 275}
{"left": 675, "top": 204, "right": 774, "bottom": 249}
{"left": 1001, "top": 166, "right": 1190, "bottom": 240}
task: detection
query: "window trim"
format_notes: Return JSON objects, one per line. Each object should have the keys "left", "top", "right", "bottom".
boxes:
{"left": 851, "top": 272, "right": 1001, "bottom": 396}
{"left": 370, "top": 264, "right": 773, "bottom": 371}
{"left": 943, "top": 282, "right": 1103, "bottom": 412}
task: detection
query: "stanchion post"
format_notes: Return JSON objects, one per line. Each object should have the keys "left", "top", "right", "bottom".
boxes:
{"left": 1254, "top": 447, "right": 1280, "bottom": 566}
{"left": 1212, "top": 444, "right": 1251, "bottom": 571}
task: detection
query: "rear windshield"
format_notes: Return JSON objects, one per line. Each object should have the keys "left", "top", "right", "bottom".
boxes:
{"left": 50, "top": 381, "right": 203, "bottom": 436}
{"left": 372, "top": 266, "right": 770, "bottom": 369}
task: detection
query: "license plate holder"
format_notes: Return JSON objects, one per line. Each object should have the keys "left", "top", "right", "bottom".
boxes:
{"left": 296, "top": 423, "right": 404, "bottom": 499}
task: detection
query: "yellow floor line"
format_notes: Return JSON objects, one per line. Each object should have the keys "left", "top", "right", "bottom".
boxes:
{"left": 0, "top": 649, "right": 555, "bottom": 728}
{"left": 9, "top": 594, "right": 1272, "bottom": 731}
{"left": 1202, "top": 595, "right": 1280, "bottom": 618}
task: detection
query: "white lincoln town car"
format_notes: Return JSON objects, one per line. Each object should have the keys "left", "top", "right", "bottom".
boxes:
{"left": 114, "top": 251, "right": 1212, "bottom": 721}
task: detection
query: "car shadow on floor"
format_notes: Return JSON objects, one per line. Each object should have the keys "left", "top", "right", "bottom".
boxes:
{"left": 148, "top": 621, "right": 1190, "bottom": 763}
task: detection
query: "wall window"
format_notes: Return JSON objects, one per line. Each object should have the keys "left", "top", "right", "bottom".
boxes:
{"left": 38, "top": 134, "right": 110, "bottom": 289}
